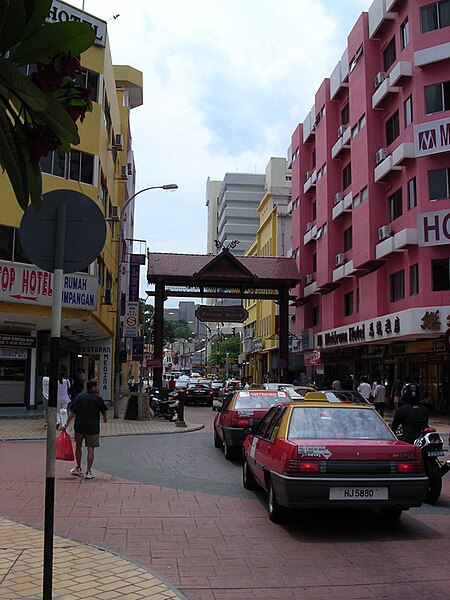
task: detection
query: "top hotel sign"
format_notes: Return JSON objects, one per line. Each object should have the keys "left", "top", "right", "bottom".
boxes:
{"left": 414, "top": 117, "right": 450, "bottom": 157}
{"left": 47, "top": 1, "right": 107, "bottom": 47}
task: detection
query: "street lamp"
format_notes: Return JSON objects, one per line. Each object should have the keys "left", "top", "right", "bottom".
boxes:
{"left": 113, "top": 184, "right": 178, "bottom": 418}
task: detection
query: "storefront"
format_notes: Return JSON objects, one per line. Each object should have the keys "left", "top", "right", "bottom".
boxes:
{"left": 0, "top": 334, "right": 36, "bottom": 407}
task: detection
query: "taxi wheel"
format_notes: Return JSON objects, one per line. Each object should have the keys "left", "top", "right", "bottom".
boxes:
{"left": 243, "top": 458, "right": 257, "bottom": 490}
{"left": 267, "top": 480, "right": 284, "bottom": 523}
{"left": 214, "top": 427, "right": 223, "bottom": 448}
{"left": 223, "top": 438, "right": 237, "bottom": 461}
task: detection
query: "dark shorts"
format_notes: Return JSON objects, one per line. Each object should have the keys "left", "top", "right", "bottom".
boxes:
{"left": 74, "top": 432, "right": 100, "bottom": 448}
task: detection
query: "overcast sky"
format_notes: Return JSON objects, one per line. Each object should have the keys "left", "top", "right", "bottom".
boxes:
{"left": 73, "top": 0, "right": 369, "bottom": 304}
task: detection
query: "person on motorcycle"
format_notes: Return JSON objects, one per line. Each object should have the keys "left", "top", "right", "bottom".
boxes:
{"left": 391, "top": 379, "right": 429, "bottom": 444}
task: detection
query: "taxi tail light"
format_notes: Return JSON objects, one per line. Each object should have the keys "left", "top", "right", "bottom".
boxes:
{"left": 394, "top": 461, "right": 424, "bottom": 474}
{"left": 230, "top": 411, "right": 250, "bottom": 427}
{"left": 284, "top": 459, "right": 320, "bottom": 474}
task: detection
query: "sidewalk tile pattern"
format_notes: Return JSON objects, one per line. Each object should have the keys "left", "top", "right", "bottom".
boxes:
{"left": 0, "top": 517, "right": 184, "bottom": 599}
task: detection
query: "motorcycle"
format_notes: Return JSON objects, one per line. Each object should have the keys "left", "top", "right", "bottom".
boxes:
{"left": 146, "top": 387, "right": 179, "bottom": 421}
{"left": 413, "top": 427, "right": 450, "bottom": 504}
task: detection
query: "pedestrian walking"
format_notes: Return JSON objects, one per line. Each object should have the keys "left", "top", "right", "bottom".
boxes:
{"left": 63, "top": 379, "right": 108, "bottom": 480}
{"left": 372, "top": 381, "right": 387, "bottom": 417}
{"left": 57, "top": 372, "right": 71, "bottom": 428}
{"left": 391, "top": 377, "right": 403, "bottom": 410}
{"left": 72, "top": 367, "right": 85, "bottom": 396}
{"left": 357, "top": 377, "right": 371, "bottom": 402}
{"left": 332, "top": 378, "right": 342, "bottom": 391}
{"left": 168, "top": 376, "right": 176, "bottom": 391}
{"left": 42, "top": 374, "right": 49, "bottom": 428}
{"left": 162, "top": 375, "right": 170, "bottom": 390}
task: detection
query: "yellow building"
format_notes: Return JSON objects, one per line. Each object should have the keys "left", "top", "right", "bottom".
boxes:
{"left": 0, "top": 1, "right": 142, "bottom": 407}
{"left": 243, "top": 158, "right": 292, "bottom": 384}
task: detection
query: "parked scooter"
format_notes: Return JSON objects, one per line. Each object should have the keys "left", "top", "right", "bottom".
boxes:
{"left": 413, "top": 427, "right": 450, "bottom": 504}
{"left": 147, "top": 387, "right": 179, "bottom": 421}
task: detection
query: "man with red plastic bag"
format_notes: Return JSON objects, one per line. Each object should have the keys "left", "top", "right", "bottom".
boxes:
{"left": 62, "top": 379, "right": 107, "bottom": 480}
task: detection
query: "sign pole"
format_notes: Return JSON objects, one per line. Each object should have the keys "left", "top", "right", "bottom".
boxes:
{"left": 43, "top": 202, "right": 66, "bottom": 600}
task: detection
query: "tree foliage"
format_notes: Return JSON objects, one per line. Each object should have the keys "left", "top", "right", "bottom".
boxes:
{"left": 0, "top": 0, "right": 95, "bottom": 210}
{"left": 209, "top": 335, "right": 241, "bottom": 368}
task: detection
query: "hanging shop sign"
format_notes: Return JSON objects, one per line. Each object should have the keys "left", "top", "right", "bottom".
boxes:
{"left": 124, "top": 301, "right": 140, "bottom": 338}
{"left": 0, "top": 261, "right": 98, "bottom": 310}
{"left": 195, "top": 305, "right": 248, "bottom": 323}
{"left": 0, "top": 334, "right": 36, "bottom": 348}
{"left": 79, "top": 340, "right": 112, "bottom": 401}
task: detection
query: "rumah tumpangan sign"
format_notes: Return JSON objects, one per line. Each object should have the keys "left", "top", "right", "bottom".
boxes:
{"left": 195, "top": 305, "right": 249, "bottom": 323}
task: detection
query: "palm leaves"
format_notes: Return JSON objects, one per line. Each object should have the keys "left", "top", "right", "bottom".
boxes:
{"left": 0, "top": 0, "right": 95, "bottom": 210}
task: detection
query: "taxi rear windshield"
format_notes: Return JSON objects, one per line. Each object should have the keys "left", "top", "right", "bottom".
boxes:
{"left": 288, "top": 407, "right": 395, "bottom": 440}
{"left": 234, "top": 392, "right": 287, "bottom": 409}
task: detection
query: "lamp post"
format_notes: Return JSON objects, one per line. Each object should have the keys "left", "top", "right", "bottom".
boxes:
{"left": 113, "top": 184, "right": 178, "bottom": 419}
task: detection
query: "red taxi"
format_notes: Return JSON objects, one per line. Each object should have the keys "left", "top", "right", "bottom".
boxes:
{"left": 214, "top": 389, "right": 290, "bottom": 460}
{"left": 242, "top": 392, "right": 428, "bottom": 523}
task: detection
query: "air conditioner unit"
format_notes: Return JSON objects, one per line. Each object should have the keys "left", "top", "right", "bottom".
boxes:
{"left": 305, "top": 222, "right": 313, "bottom": 232}
{"left": 375, "top": 148, "right": 388, "bottom": 164}
{"left": 333, "top": 192, "right": 343, "bottom": 206}
{"left": 374, "top": 71, "right": 387, "bottom": 88}
{"left": 110, "top": 205, "right": 120, "bottom": 220}
{"left": 337, "top": 124, "right": 347, "bottom": 137}
{"left": 103, "top": 288, "right": 113, "bottom": 305}
{"left": 127, "top": 162, "right": 133, "bottom": 176}
{"left": 304, "top": 274, "right": 314, "bottom": 285}
{"left": 378, "top": 225, "right": 392, "bottom": 241}
{"left": 335, "top": 253, "right": 346, "bottom": 267}
{"left": 112, "top": 133, "right": 124, "bottom": 150}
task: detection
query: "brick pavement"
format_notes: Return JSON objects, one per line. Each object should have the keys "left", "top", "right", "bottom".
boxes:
{"left": 1, "top": 412, "right": 450, "bottom": 599}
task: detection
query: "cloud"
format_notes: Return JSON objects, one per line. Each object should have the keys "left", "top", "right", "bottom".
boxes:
{"left": 73, "top": 0, "right": 369, "bottom": 299}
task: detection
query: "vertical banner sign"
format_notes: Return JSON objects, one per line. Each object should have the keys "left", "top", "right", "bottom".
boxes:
{"left": 124, "top": 301, "right": 139, "bottom": 337}
{"left": 128, "top": 264, "right": 140, "bottom": 302}
{"left": 80, "top": 340, "right": 112, "bottom": 401}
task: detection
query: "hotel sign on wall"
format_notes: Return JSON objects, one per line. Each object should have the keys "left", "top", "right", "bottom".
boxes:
{"left": 47, "top": 1, "right": 107, "bottom": 47}
{"left": 414, "top": 117, "right": 450, "bottom": 157}
{"left": 418, "top": 209, "right": 450, "bottom": 246}
{"left": 0, "top": 260, "right": 98, "bottom": 310}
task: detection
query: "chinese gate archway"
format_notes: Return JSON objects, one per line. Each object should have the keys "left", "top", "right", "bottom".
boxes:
{"left": 145, "top": 248, "right": 300, "bottom": 387}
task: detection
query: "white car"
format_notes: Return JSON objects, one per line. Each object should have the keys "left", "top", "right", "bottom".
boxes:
{"left": 175, "top": 375, "right": 190, "bottom": 390}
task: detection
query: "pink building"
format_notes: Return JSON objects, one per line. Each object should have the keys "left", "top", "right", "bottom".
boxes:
{"left": 290, "top": 0, "right": 450, "bottom": 412}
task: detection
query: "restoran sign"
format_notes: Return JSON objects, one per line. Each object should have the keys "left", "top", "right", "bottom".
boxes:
{"left": 0, "top": 260, "right": 98, "bottom": 310}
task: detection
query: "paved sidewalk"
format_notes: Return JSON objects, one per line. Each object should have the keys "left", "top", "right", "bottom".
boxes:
{"left": 0, "top": 406, "right": 202, "bottom": 599}
{"left": 0, "top": 517, "right": 187, "bottom": 599}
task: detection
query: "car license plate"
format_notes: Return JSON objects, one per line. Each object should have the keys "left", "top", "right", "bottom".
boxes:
{"left": 329, "top": 487, "right": 388, "bottom": 500}
{"left": 426, "top": 450, "right": 444, "bottom": 457}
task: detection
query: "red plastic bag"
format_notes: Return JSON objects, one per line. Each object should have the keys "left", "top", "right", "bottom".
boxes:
{"left": 55, "top": 430, "right": 75, "bottom": 461}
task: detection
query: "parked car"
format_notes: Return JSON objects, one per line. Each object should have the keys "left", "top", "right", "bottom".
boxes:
{"left": 175, "top": 375, "right": 190, "bottom": 390}
{"left": 242, "top": 391, "right": 428, "bottom": 523}
{"left": 214, "top": 389, "right": 291, "bottom": 460}
{"left": 211, "top": 381, "right": 224, "bottom": 411}
{"left": 184, "top": 381, "right": 213, "bottom": 406}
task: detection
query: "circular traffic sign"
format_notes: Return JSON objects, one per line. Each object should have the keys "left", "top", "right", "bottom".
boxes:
{"left": 19, "top": 190, "right": 106, "bottom": 273}
{"left": 126, "top": 316, "right": 137, "bottom": 326}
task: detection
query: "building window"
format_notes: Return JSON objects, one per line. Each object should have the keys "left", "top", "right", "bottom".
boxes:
{"left": 353, "top": 193, "right": 360, "bottom": 209}
{"left": 410, "top": 263, "right": 419, "bottom": 296}
{"left": 312, "top": 252, "right": 317, "bottom": 272}
{"left": 75, "top": 68, "right": 99, "bottom": 103}
{"left": 312, "top": 149, "right": 316, "bottom": 169}
{"left": 400, "top": 18, "right": 410, "bottom": 49}
{"left": 344, "top": 291, "right": 353, "bottom": 316}
{"left": 0, "top": 225, "right": 32, "bottom": 264}
{"left": 425, "top": 80, "right": 450, "bottom": 114}
{"left": 341, "top": 103, "right": 350, "bottom": 126}
{"left": 407, "top": 177, "right": 417, "bottom": 209}
{"left": 103, "top": 92, "right": 112, "bottom": 135}
{"left": 432, "top": 258, "right": 450, "bottom": 291}
{"left": 389, "top": 188, "right": 403, "bottom": 221}
{"left": 386, "top": 110, "right": 400, "bottom": 145}
{"left": 420, "top": 0, "right": 450, "bottom": 33}
{"left": 349, "top": 44, "right": 363, "bottom": 72}
{"left": 383, "top": 37, "right": 396, "bottom": 71}
{"left": 97, "top": 258, "right": 105, "bottom": 287}
{"left": 342, "top": 163, "right": 352, "bottom": 189}
{"left": 344, "top": 226, "right": 353, "bottom": 252}
{"left": 404, "top": 95, "right": 413, "bottom": 127}
{"left": 390, "top": 270, "right": 405, "bottom": 302}
{"left": 312, "top": 305, "right": 319, "bottom": 327}
{"left": 312, "top": 201, "right": 316, "bottom": 220}
{"left": 428, "top": 168, "right": 450, "bottom": 201}
{"left": 360, "top": 186, "right": 368, "bottom": 204}
{"left": 40, "top": 150, "right": 95, "bottom": 185}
